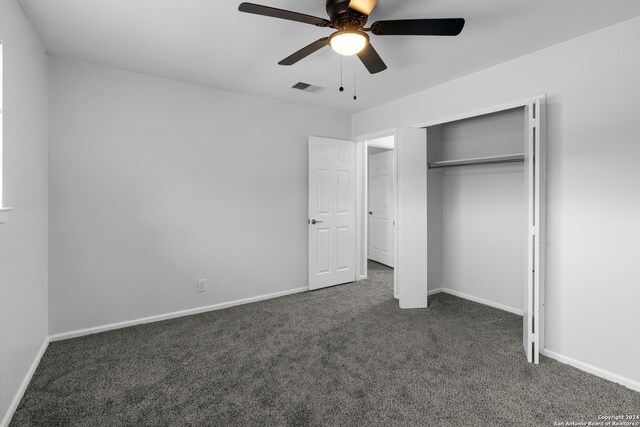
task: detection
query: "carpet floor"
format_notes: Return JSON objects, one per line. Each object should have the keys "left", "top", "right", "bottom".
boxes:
{"left": 11, "top": 261, "right": 639, "bottom": 426}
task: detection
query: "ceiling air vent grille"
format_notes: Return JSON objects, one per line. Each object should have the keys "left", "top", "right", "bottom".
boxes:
{"left": 291, "top": 81, "right": 326, "bottom": 94}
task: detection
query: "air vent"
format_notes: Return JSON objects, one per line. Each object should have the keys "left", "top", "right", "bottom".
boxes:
{"left": 291, "top": 81, "right": 326, "bottom": 94}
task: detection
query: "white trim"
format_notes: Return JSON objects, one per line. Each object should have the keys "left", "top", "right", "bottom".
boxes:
{"left": 352, "top": 128, "right": 397, "bottom": 143}
{"left": 0, "top": 42, "right": 5, "bottom": 215}
{"left": 1, "top": 338, "right": 49, "bottom": 427}
{"left": 355, "top": 139, "right": 367, "bottom": 282}
{"left": 367, "top": 135, "right": 395, "bottom": 150}
{"left": 392, "top": 132, "right": 399, "bottom": 299}
{"left": 543, "top": 349, "right": 640, "bottom": 393}
{"left": 49, "top": 287, "right": 307, "bottom": 342}
{"left": 435, "top": 288, "right": 523, "bottom": 316}
{"left": 427, "top": 287, "right": 443, "bottom": 296}
{"left": 412, "top": 95, "right": 546, "bottom": 129}
{"left": 0, "top": 207, "right": 13, "bottom": 224}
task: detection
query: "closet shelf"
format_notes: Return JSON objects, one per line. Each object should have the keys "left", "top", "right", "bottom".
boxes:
{"left": 428, "top": 154, "right": 525, "bottom": 169}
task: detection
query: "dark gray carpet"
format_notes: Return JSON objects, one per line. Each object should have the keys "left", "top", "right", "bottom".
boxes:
{"left": 11, "top": 261, "right": 639, "bottom": 426}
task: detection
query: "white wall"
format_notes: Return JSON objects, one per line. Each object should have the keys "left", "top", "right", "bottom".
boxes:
{"left": 48, "top": 59, "right": 350, "bottom": 335}
{"left": 0, "top": 0, "right": 49, "bottom": 424}
{"left": 353, "top": 16, "right": 640, "bottom": 386}
{"left": 429, "top": 109, "right": 526, "bottom": 313}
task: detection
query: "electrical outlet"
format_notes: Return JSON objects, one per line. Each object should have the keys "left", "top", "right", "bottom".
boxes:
{"left": 197, "top": 279, "right": 207, "bottom": 292}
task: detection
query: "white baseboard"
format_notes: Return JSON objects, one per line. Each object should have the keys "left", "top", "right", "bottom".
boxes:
{"left": 427, "top": 287, "right": 443, "bottom": 296}
{"left": 429, "top": 287, "right": 523, "bottom": 316}
{"left": 542, "top": 349, "right": 640, "bottom": 393}
{"left": 1, "top": 337, "right": 49, "bottom": 427}
{"left": 50, "top": 287, "right": 308, "bottom": 342}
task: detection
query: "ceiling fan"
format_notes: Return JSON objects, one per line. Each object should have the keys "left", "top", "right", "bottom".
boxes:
{"left": 238, "top": 0, "right": 465, "bottom": 74}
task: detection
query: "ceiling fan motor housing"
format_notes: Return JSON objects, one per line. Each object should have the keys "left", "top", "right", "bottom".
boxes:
{"left": 326, "top": 0, "right": 368, "bottom": 30}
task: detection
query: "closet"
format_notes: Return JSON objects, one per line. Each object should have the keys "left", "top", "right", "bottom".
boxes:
{"left": 396, "top": 97, "right": 545, "bottom": 364}
{"left": 427, "top": 107, "right": 527, "bottom": 314}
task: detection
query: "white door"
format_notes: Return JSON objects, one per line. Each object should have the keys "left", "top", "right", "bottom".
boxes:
{"left": 523, "top": 96, "right": 546, "bottom": 364}
{"left": 308, "top": 137, "right": 356, "bottom": 290}
{"left": 368, "top": 150, "right": 395, "bottom": 267}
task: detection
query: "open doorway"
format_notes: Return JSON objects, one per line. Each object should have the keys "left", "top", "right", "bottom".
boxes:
{"left": 367, "top": 139, "right": 395, "bottom": 269}
{"left": 362, "top": 134, "right": 397, "bottom": 297}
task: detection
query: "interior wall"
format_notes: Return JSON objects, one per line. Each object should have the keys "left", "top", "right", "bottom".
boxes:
{"left": 48, "top": 58, "right": 350, "bottom": 335}
{"left": 352, "top": 16, "right": 640, "bottom": 385}
{"left": 0, "top": 0, "right": 49, "bottom": 424}
{"left": 433, "top": 109, "right": 526, "bottom": 312}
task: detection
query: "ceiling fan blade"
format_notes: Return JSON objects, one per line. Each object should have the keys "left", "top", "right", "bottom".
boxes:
{"left": 348, "top": 0, "right": 378, "bottom": 15}
{"left": 371, "top": 18, "right": 465, "bottom": 36}
{"left": 279, "top": 38, "right": 329, "bottom": 66}
{"left": 238, "top": 2, "right": 331, "bottom": 27}
{"left": 357, "top": 43, "right": 387, "bottom": 74}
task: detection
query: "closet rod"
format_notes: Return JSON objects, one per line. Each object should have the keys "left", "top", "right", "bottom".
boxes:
{"left": 428, "top": 154, "right": 525, "bottom": 169}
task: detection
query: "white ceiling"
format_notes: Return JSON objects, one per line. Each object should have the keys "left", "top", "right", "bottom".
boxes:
{"left": 18, "top": 0, "right": 640, "bottom": 113}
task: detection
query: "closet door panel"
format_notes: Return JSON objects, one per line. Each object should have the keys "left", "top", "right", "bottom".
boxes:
{"left": 523, "top": 96, "right": 546, "bottom": 364}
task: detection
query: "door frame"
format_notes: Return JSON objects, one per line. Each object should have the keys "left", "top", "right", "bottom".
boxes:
{"left": 354, "top": 129, "right": 399, "bottom": 297}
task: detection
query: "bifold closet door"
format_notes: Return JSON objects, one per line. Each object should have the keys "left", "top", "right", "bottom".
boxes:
{"left": 396, "top": 128, "right": 428, "bottom": 309}
{"left": 523, "top": 96, "right": 546, "bottom": 364}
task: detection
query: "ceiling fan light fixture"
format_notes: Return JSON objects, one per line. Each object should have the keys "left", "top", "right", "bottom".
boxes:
{"left": 329, "top": 30, "right": 368, "bottom": 56}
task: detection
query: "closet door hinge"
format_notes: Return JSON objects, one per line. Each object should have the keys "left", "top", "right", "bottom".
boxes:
{"left": 530, "top": 118, "right": 538, "bottom": 128}
{"left": 529, "top": 226, "right": 536, "bottom": 236}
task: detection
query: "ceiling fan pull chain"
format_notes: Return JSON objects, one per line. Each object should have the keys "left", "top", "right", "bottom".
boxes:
{"left": 353, "top": 63, "right": 357, "bottom": 101}
{"left": 339, "top": 56, "right": 344, "bottom": 92}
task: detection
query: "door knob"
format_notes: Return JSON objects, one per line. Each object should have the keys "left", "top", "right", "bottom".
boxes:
{"left": 368, "top": 211, "right": 373, "bottom": 215}
{"left": 310, "top": 219, "right": 323, "bottom": 225}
